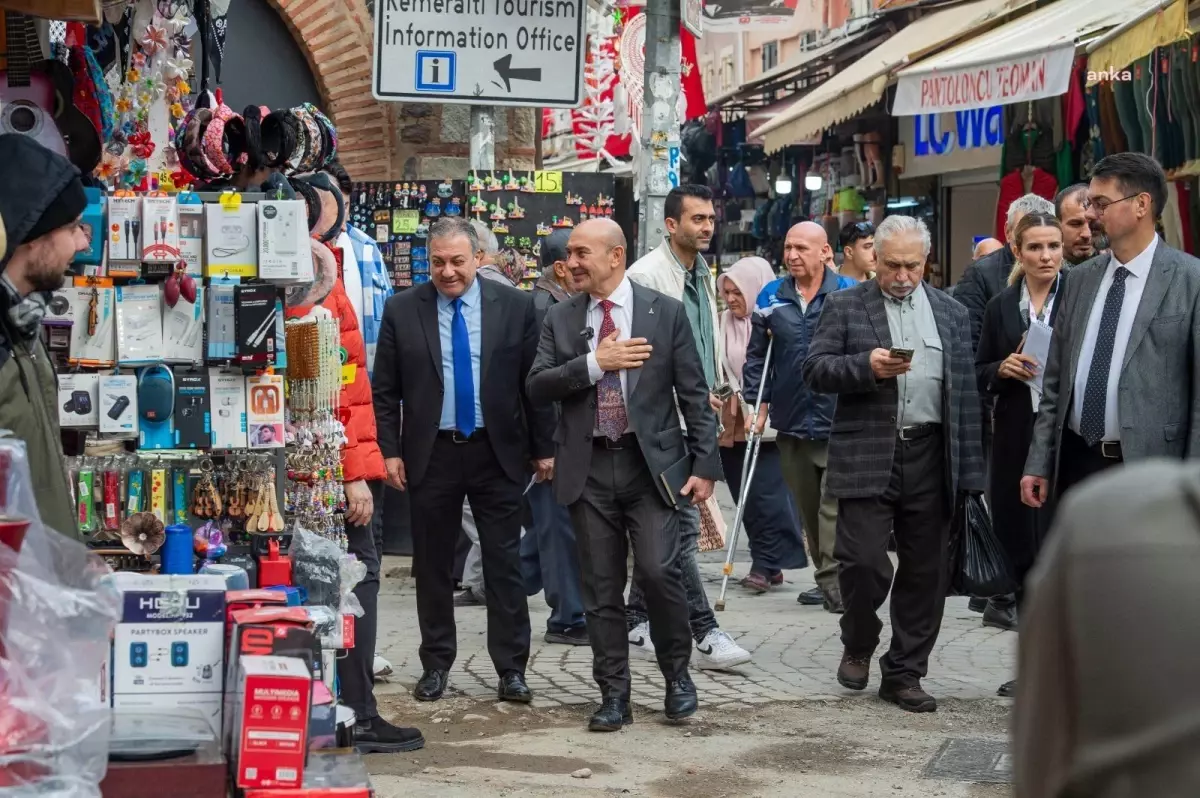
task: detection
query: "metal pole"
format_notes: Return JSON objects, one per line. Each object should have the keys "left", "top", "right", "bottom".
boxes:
{"left": 714, "top": 336, "right": 773, "bottom": 611}
{"left": 636, "top": 0, "right": 681, "bottom": 259}
{"left": 470, "top": 106, "right": 496, "bottom": 171}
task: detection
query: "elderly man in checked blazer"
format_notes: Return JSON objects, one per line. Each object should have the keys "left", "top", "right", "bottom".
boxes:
{"left": 802, "top": 215, "right": 985, "bottom": 714}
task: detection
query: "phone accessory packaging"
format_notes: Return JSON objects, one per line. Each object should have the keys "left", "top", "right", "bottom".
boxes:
{"left": 205, "top": 195, "right": 258, "bottom": 278}
{"left": 44, "top": 290, "right": 74, "bottom": 326}
{"left": 100, "top": 373, "right": 139, "bottom": 435}
{"left": 210, "top": 369, "right": 248, "bottom": 449}
{"left": 163, "top": 286, "right": 205, "bottom": 365}
{"left": 258, "top": 200, "right": 313, "bottom": 283}
{"left": 178, "top": 195, "right": 205, "bottom": 277}
{"left": 116, "top": 285, "right": 165, "bottom": 365}
{"left": 59, "top": 373, "right": 100, "bottom": 428}
{"left": 72, "top": 186, "right": 106, "bottom": 267}
{"left": 246, "top": 373, "right": 284, "bottom": 449}
{"left": 141, "top": 194, "right": 181, "bottom": 263}
{"left": 174, "top": 369, "right": 212, "bottom": 449}
{"left": 234, "top": 284, "right": 277, "bottom": 366}
{"left": 207, "top": 278, "right": 238, "bottom": 360}
{"left": 107, "top": 194, "right": 142, "bottom": 275}
{"left": 67, "top": 283, "right": 116, "bottom": 365}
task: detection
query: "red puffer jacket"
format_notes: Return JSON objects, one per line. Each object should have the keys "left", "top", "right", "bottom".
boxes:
{"left": 285, "top": 247, "right": 385, "bottom": 483}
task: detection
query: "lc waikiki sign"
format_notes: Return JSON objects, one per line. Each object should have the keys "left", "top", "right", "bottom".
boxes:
{"left": 893, "top": 43, "right": 1075, "bottom": 116}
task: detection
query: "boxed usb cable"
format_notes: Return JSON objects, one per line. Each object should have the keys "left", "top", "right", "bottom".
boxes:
{"left": 141, "top": 194, "right": 180, "bottom": 263}
{"left": 234, "top": 284, "right": 277, "bottom": 366}
{"left": 174, "top": 369, "right": 212, "bottom": 449}
{"left": 210, "top": 369, "right": 248, "bottom": 450}
{"left": 258, "top": 200, "right": 313, "bottom": 283}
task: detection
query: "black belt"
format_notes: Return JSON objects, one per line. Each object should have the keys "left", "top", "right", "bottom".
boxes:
{"left": 592, "top": 433, "right": 638, "bottom": 450}
{"left": 436, "top": 428, "right": 488, "bottom": 443}
{"left": 897, "top": 423, "right": 941, "bottom": 442}
{"left": 1066, "top": 428, "right": 1122, "bottom": 460}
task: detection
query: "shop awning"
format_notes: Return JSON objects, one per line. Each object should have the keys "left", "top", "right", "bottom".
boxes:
{"left": 0, "top": 0, "right": 100, "bottom": 22}
{"left": 709, "top": 31, "right": 870, "bottom": 110}
{"left": 893, "top": 0, "right": 1181, "bottom": 115}
{"left": 755, "top": 0, "right": 1036, "bottom": 153}
{"left": 1086, "top": 0, "right": 1188, "bottom": 86}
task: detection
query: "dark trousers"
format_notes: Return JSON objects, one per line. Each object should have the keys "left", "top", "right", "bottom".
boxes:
{"left": 521, "top": 479, "right": 586, "bottom": 634}
{"left": 569, "top": 443, "right": 692, "bottom": 700}
{"left": 720, "top": 442, "right": 807, "bottom": 575}
{"left": 338, "top": 480, "right": 383, "bottom": 720}
{"left": 1056, "top": 428, "right": 1124, "bottom": 502}
{"left": 410, "top": 435, "right": 531, "bottom": 675}
{"left": 835, "top": 428, "right": 951, "bottom": 688}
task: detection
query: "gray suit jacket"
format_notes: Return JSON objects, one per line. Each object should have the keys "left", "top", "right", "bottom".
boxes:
{"left": 526, "top": 281, "right": 724, "bottom": 507}
{"left": 1024, "top": 241, "right": 1200, "bottom": 483}
{"left": 802, "top": 280, "right": 986, "bottom": 500}
{"left": 1014, "top": 459, "right": 1200, "bottom": 797}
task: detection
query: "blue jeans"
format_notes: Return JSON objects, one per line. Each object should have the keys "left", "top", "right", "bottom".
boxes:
{"left": 521, "top": 480, "right": 586, "bottom": 633}
{"left": 626, "top": 503, "right": 719, "bottom": 643}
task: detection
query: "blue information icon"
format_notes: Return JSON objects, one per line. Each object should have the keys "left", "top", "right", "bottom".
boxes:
{"left": 415, "top": 50, "right": 456, "bottom": 93}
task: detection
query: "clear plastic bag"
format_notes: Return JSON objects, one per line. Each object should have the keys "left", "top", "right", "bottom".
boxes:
{"left": 0, "top": 435, "right": 121, "bottom": 797}
{"left": 289, "top": 525, "right": 364, "bottom": 617}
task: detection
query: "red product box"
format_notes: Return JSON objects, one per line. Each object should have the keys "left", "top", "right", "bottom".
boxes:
{"left": 234, "top": 655, "right": 312, "bottom": 789}
{"left": 341, "top": 614, "right": 355, "bottom": 650}
{"left": 225, "top": 589, "right": 288, "bottom": 634}
{"left": 245, "top": 791, "right": 368, "bottom": 797}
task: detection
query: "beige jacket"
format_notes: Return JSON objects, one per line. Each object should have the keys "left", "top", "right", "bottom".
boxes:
{"left": 627, "top": 238, "right": 722, "bottom": 382}
{"left": 1014, "top": 459, "right": 1200, "bottom": 797}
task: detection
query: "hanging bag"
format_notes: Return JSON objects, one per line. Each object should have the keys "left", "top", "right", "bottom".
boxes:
{"left": 947, "top": 493, "right": 1015, "bottom": 597}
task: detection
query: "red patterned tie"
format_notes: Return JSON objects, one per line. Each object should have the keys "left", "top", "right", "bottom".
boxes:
{"left": 596, "top": 299, "right": 628, "bottom": 440}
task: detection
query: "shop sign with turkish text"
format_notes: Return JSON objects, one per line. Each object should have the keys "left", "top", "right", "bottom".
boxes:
{"left": 893, "top": 43, "right": 1075, "bottom": 116}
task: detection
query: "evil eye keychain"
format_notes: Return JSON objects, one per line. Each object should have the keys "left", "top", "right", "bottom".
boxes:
{"left": 424, "top": 197, "right": 441, "bottom": 217}
{"left": 444, "top": 196, "right": 462, "bottom": 217}
{"left": 437, "top": 179, "right": 454, "bottom": 198}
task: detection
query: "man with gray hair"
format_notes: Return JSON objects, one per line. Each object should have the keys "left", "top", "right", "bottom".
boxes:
{"left": 956, "top": 193, "right": 1057, "bottom": 349}
{"left": 373, "top": 215, "right": 554, "bottom": 704}
{"left": 803, "top": 215, "right": 985, "bottom": 713}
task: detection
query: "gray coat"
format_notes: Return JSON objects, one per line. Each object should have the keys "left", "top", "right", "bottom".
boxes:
{"left": 526, "top": 281, "right": 723, "bottom": 507}
{"left": 1024, "top": 242, "right": 1200, "bottom": 483}
{"left": 802, "top": 280, "right": 985, "bottom": 501}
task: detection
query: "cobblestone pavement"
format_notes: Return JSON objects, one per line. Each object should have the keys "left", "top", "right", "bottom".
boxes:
{"left": 375, "top": 552, "right": 1016, "bottom": 711}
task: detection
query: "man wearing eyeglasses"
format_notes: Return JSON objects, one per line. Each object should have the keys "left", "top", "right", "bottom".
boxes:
{"left": 1021, "top": 152, "right": 1200, "bottom": 513}
{"left": 838, "top": 222, "right": 876, "bottom": 283}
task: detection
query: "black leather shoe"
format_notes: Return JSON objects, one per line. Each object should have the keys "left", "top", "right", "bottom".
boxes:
{"left": 588, "top": 698, "right": 633, "bottom": 732}
{"left": 997, "top": 679, "right": 1017, "bottom": 698}
{"left": 982, "top": 601, "right": 1018, "bottom": 632}
{"left": 797, "top": 587, "right": 824, "bottom": 605}
{"left": 498, "top": 670, "right": 533, "bottom": 703}
{"left": 354, "top": 716, "right": 426, "bottom": 753}
{"left": 413, "top": 669, "right": 448, "bottom": 701}
{"left": 664, "top": 677, "right": 698, "bottom": 721}
{"left": 967, "top": 596, "right": 988, "bottom": 613}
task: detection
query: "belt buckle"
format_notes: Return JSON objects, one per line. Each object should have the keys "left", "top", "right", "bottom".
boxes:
{"left": 451, "top": 430, "right": 471, "bottom": 444}
{"left": 601, "top": 436, "right": 624, "bottom": 450}
{"left": 898, "top": 425, "right": 916, "bottom": 442}
{"left": 1100, "top": 441, "right": 1120, "bottom": 459}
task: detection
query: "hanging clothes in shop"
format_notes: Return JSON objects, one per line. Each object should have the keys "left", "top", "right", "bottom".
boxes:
{"left": 995, "top": 167, "right": 1057, "bottom": 242}
{"left": 1098, "top": 82, "right": 1128, "bottom": 155}
{"left": 1179, "top": 180, "right": 1197, "bottom": 256}
{"left": 1162, "top": 182, "right": 1186, "bottom": 251}
{"left": 1170, "top": 41, "right": 1196, "bottom": 165}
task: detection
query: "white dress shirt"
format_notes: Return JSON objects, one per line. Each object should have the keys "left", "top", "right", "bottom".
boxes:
{"left": 585, "top": 276, "right": 633, "bottom": 434}
{"left": 1069, "top": 235, "right": 1158, "bottom": 441}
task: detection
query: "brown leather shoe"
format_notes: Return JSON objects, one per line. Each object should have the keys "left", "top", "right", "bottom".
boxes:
{"left": 837, "top": 652, "right": 871, "bottom": 690}
{"left": 741, "top": 572, "right": 770, "bottom": 593}
{"left": 879, "top": 683, "right": 937, "bottom": 713}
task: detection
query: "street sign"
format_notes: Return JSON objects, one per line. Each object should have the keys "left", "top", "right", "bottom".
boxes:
{"left": 681, "top": 0, "right": 703, "bottom": 38}
{"left": 372, "top": 0, "right": 587, "bottom": 108}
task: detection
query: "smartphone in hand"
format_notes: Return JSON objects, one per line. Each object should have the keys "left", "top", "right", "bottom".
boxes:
{"left": 888, "top": 347, "right": 915, "bottom": 361}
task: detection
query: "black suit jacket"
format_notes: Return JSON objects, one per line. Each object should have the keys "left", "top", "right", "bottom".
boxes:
{"left": 373, "top": 279, "right": 554, "bottom": 488}
{"left": 526, "top": 281, "right": 724, "bottom": 507}
{"left": 954, "top": 246, "right": 1015, "bottom": 351}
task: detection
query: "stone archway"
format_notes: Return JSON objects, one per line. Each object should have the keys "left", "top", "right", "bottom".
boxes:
{"left": 266, "top": 0, "right": 397, "bottom": 178}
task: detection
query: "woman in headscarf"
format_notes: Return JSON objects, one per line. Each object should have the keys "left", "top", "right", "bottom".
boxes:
{"left": 717, "top": 257, "right": 807, "bottom": 593}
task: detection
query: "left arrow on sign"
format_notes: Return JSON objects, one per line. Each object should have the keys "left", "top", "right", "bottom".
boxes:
{"left": 492, "top": 54, "right": 542, "bottom": 92}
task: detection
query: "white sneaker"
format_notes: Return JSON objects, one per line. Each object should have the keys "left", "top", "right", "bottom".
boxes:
{"left": 373, "top": 655, "right": 394, "bottom": 679}
{"left": 695, "top": 629, "right": 752, "bottom": 670}
{"left": 628, "top": 622, "right": 656, "bottom": 660}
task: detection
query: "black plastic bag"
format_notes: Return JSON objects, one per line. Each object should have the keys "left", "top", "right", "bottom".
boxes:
{"left": 948, "top": 493, "right": 1015, "bottom": 597}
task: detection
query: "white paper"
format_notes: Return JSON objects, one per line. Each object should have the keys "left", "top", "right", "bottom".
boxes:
{"left": 1025, "top": 320, "right": 1053, "bottom": 395}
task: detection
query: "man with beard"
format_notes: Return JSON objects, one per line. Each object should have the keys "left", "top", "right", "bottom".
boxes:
{"left": 0, "top": 136, "right": 89, "bottom": 539}
{"left": 624, "top": 184, "right": 752, "bottom": 670}
{"left": 1056, "top": 184, "right": 1098, "bottom": 266}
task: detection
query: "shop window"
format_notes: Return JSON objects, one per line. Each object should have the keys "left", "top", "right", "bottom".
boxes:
{"left": 761, "top": 42, "right": 778, "bottom": 72}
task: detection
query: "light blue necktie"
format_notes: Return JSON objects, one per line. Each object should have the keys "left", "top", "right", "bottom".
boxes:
{"left": 451, "top": 298, "right": 475, "bottom": 435}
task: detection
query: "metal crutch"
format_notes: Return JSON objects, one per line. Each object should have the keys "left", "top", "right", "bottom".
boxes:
{"left": 715, "top": 335, "right": 774, "bottom": 611}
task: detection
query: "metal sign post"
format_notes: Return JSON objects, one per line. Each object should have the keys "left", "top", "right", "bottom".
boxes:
{"left": 372, "top": 0, "right": 587, "bottom": 108}
{"left": 635, "top": 0, "right": 682, "bottom": 259}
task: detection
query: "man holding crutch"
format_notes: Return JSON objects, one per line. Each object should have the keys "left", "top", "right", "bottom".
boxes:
{"left": 743, "top": 222, "right": 856, "bottom": 612}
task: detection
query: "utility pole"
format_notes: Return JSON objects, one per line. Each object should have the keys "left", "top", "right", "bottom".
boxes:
{"left": 470, "top": 106, "right": 497, "bottom": 171}
{"left": 636, "top": 0, "right": 681, "bottom": 259}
